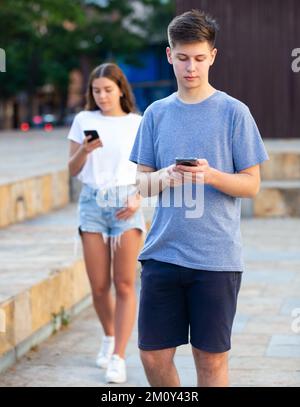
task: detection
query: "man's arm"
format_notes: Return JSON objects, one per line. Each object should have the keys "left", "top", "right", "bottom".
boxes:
{"left": 175, "top": 160, "right": 261, "bottom": 198}
{"left": 209, "top": 164, "right": 261, "bottom": 198}
{"left": 136, "top": 164, "right": 171, "bottom": 197}
{"left": 138, "top": 161, "right": 261, "bottom": 199}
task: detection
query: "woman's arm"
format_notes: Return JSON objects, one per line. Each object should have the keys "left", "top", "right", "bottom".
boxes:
{"left": 68, "top": 136, "right": 102, "bottom": 177}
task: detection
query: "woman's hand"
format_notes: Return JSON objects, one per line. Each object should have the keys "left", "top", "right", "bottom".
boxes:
{"left": 81, "top": 135, "right": 103, "bottom": 154}
{"left": 115, "top": 192, "right": 142, "bottom": 220}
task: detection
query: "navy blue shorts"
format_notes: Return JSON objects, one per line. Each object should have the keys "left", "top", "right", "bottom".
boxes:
{"left": 138, "top": 259, "right": 242, "bottom": 353}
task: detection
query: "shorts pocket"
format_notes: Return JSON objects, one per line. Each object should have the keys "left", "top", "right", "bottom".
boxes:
{"left": 79, "top": 188, "right": 94, "bottom": 203}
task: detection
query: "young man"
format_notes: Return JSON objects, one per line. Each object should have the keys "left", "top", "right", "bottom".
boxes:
{"left": 129, "top": 10, "right": 269, "bottom": 387}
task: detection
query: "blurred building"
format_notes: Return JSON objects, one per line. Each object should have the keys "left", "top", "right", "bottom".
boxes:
{"left": 119, "top": 49, "right": 176, "bottom": 113}
{"left": 177, "top": 0, "right": 300, "bottom": 139}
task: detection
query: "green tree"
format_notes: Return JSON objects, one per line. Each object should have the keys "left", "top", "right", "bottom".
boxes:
{"left": 0, "top": 0, "right": 85, "bottom": 123}
{"left": 0, "top": 0, "right": 175, "bottom": 127}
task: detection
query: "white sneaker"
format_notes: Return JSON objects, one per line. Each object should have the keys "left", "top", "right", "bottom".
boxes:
{"left": 96, "top": 335, "right": 115, "bottom": 369}
{"left": 105, "top": 354, "right": 127, "bottom": 384}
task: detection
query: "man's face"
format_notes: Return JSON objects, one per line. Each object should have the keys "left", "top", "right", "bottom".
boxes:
{"left": 166, "top": 41, "right": 217, "bottom": 90}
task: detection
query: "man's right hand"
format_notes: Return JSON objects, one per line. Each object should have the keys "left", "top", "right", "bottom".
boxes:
{"left": 161, "top": 164, "right": 184, "bottom": 188}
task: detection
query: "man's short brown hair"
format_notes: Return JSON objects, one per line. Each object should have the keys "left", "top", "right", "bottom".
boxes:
{"left": 168, "top": 9, "right": 219, "bottom": 49}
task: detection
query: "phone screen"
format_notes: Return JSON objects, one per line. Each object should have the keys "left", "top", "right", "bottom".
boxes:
{"left": 175, "top": 158, "right": 198, "bottom": 166}
{"left": 84, "top": 130, "right": 100, "bottom": 143}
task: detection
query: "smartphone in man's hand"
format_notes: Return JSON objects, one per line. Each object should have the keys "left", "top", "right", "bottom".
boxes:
{"left": 175, "top": 157, "right": 198, "bottom": 166}
{"left": 84, "top": 130, "right": 103, "bottom": 145}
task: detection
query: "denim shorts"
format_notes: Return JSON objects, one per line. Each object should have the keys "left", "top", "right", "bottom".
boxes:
{"left": 138, "top": 259, "right": 242, "bottom": 353}
{"left": 78, "top": 184, "right": 146, "bottom": 249}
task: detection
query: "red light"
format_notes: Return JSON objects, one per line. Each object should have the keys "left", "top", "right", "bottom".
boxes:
{"left": 44, "top": 123, "right": 53, "bottom": 132}
{"left": 33, "top": 115, "right": 43, "bottom": 124}
{"left": 20, "top": 122, "right": 30, "bottom": 131}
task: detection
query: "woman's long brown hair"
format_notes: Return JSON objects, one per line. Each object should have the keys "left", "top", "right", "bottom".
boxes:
{"left": 85, "top": 63, "right": 136, "bottom": 113}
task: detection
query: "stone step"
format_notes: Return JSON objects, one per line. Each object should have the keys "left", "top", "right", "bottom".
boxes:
{"left": 0, "top": 204, "right": 91, "bottom": 374}
{"left": 261, "top": 152, "right": 300, "bottom": 181}
{"left": 261, "top": 140, "right": 300, "bottom": 181}
{"left": 242, "top": 180, "right": 300, "bottom": 217}
{"left": 0, "top": 129, "right": 70, "bottom": 228}
{"left": 0, "top": 170, "right": 69, "bottom": 229}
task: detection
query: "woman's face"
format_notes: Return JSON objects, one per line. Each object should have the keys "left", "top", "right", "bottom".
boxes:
{"left": 92, "top": 77, "right": 123, "bottom": 114}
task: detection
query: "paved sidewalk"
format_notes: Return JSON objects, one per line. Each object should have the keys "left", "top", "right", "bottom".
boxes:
{"left": 0, "top": 217, "right": 299, "bottom": 387}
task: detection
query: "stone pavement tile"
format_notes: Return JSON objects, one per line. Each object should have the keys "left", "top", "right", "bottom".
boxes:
{"left": 230, "top": 334, "right": 271, "bottom": 357}
{"left": 266, "top": 335, "right": 300, "bottom": 358}
{"left": 280, "top": 298, "right": 300, "bottom": 315}
{"left": 244, "top": 250, "right": 300, "bottom": 262}
{"left": 262, "top": 282, "right": 300, "bottom": 297}
{"left": 124, "top": 363, "right": 148, "bottom": 387}
{"left": 230, "top": 369, "right": 300, "bottom": 387}
{"left": 242, "top": 270, "right": 296, "bottom": 284}
{"left": 177, "top": 370, "right": 197, "bottom": 387}
{"left": 236, "top": 283, "right": 266, "bottom": 298}
{"left": 229, "top": 356, "right": 300, "bottom": 371}
{"left": 232, "top": 333, "right": 271, "bottom": 346}
{"left": 174, "top": 354, "right": 195, "bottom": 369}
{"left": 3, "top": 365, "right": 104, "bottom": 388}
{"left": 269, "top": 335, "right": 300, "bottom": 346}
{"left": 245, "top": 261, "right": 300, "bottom": 273}
{"left": 230, "top": 344, "right": 269, "bottom": 358}
{"left": 174, "top": 344, "right": 193, "bottom": 356}
{"left": 236, "top": 297, "right": 283, "bottom": 316}
{"left": 266, "top": 345, "right": 300, "bottom": 358}
{"left": 242, "top": 315, "right": 293, "bottom": 335}
{"left": 232, "top": 314, "right": 250, "bottom": 334}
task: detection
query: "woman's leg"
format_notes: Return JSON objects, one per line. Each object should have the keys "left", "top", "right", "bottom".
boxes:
{"left": 80, "top": 231, "right": 115, "bottom": 336}
{"left": 112, "top": 228, "right": 143, "bottom": 358}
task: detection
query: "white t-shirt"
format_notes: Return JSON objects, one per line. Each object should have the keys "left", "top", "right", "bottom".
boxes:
{"left": 68, "top": 110, "right": 142, "bottom": 189}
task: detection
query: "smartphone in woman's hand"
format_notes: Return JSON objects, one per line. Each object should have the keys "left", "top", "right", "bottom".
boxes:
{"left": 84, "top": 130, "right": 103, "bottom": 146}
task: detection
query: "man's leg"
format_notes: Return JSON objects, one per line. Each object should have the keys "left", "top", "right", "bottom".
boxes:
{"left": 138, "top": 260, "right": 189, "bottom": 387}
{"left": 192, "top": 347, "right": 229, "bottom": 387}
{"left": 186, "top": 270, "right": 242, "bottom": 387}
{"left": 140, "top": 347, "right": 181, "bottom": 387}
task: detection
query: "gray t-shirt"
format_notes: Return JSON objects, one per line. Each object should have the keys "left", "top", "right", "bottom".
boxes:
{"left": 130, "top": 91, "right": 269, "bottom": 272}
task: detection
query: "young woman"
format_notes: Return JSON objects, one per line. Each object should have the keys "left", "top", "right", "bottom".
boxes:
{"left": 68, "top": 63, "right": 146, "bottom": 384}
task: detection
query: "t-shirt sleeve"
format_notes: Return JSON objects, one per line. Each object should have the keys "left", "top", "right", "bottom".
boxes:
{"left": 67, "top": 114, "right": 84, "bottom": 144}
{"left": 129, "top": 107, "right": 156, "bottom": 169}
{"left": 232, "top": 105, "right": 269, "bottom": 172}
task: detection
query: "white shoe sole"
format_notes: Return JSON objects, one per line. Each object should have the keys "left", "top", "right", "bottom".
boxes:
{"left": 96, "top": 357, "right": 111, "bottom": 369}
{"left": 105, "top": 376, "right": 127, "bottom": 384}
